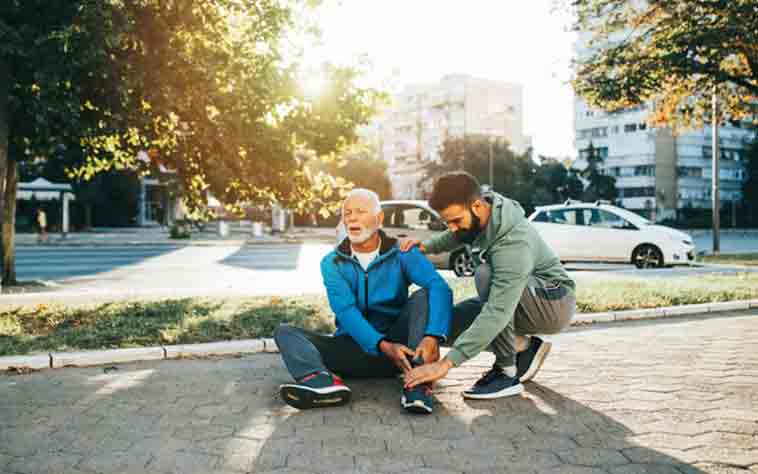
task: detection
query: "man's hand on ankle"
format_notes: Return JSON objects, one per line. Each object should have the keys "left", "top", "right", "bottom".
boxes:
{"left": 404, "top": 358, "right": 454, "bottom": 388}
{"left": 414, "top": 336, "right": 441, "bottom": 364}
{"left": 379, "top": 339, "right": 414, "bottom": 373}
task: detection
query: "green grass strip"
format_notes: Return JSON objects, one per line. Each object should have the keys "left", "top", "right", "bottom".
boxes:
{"left": 2, "top": 273, "right": 757, "bottom": 356}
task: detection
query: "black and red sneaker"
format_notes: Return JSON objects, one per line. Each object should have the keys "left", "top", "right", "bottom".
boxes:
{"left": 279, "top": 371, "right": 351, "bottom": 410}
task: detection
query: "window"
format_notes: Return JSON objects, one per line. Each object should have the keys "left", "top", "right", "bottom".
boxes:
{"left": 639, "top": 123, "right": 647, "bottom": 131}
{"left": 579, "top": 146, "right": 609, "bottom": 160}
{"left": 544, "top": 208, "right": 582, "bottom": 226}
{"left": 611, "top": 125, "right": 620, "bottom": 134}
{"left": 677, "top": 167, "right": 702, "bottom": 178}
{"left": 583, "top": 209, "right": 634, "bottom": 230}
{"left": 619, "top": 187, "right": 655, "bottom": 198}
{"left": 383, "top": 205, "right": 442, "bottom": 231}
{"left": 634, "top": 165, "right": 655, "bottom": 176}
{"left": 624, "top": 123, "right": 637, "bottom": 133}
{"left": 702, "top": 146, "right": 744, "bottom": 161}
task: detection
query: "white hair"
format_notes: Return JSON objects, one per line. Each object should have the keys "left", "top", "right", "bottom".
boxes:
{"left": 342, "top": 188, "right": 381, "bottom": 215}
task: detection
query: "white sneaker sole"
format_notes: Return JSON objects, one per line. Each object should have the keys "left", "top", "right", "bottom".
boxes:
{"left": 279, "top": 384, "right": 351, "bottom": 410}
{"left": 520, "top": 340, "right": 552, "bottom": 383}
{"left": 401, "top": 395, "right": 433, "bottom": 414}
{"left": 462, "top": 382, "right": 524, "bottom": 400}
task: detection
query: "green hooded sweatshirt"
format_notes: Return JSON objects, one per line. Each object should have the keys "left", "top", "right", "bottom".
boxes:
{"left": 422, "top": 192, "right": 575, "bottom": 366}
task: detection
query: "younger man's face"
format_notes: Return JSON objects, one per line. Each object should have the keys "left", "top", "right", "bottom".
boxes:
{"left": 439, "top": 200, "right": 484, "bottom": 244}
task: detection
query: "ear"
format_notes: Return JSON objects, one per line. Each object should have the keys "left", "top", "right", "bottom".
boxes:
{"left": 376, "top": 210, "right": 385, "bottom": 227}
{"left": 470, "top": 199, "right": 484, "bottom": 217}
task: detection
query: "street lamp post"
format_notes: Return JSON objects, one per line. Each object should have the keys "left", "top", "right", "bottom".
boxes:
{"left": 712, "top": 88, "right": 720, "bottom": 254}
{"left": 488, "top": 136, "right": 494, "bottom": 188}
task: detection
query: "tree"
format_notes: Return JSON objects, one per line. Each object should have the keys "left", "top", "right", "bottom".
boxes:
{"left": 532, "top": 159, "right": 584, "bottom": 206}
{"left": 743, "top": 132, "right": 758, "bottom": 226}
{"left": 423, "top": 136, "right": 584, "bottom": 214}
{"left": 570, "top": 0, "right": 758, "bottom": 129}
{"left": 302, "top": 142, "right": 392, "bottom": 224}
{"left": 1, "top": 2, "right": 124, "bottom": 284}
{"left": 579, "top": 142, "right": 618, "bottom": 202}
{"left": 1, "top": 1, "right": 380, "bottom": 285}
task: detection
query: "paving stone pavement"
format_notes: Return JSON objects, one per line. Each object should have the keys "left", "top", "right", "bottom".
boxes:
{"left": 1, "top": 313, "right": 757, "bottom": 474}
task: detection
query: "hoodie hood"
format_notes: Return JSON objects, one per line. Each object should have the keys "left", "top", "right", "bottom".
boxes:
{"left": 473, "top": 191, "right": 527, "bottom": 254}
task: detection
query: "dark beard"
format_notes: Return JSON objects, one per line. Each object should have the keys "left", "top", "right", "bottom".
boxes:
{"left": 455, "top": 212, "right": 481, "bottom": 244}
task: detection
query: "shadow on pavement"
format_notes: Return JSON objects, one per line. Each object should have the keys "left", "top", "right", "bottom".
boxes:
{"left": 218, "top": 244, "right": 304, "bottom": 271}
{"left": 246, "top": 367, "right": 708, "bottom": 473}
{"left": 8, "top": 245, "right": 183, "bottom": 282}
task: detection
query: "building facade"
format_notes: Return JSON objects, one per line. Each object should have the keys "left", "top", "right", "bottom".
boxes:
{"left": 574, "top": 99, "right": 751, "bottom": 221}
{"left": 371, "top": 74, "right": 527, "bottom": 199}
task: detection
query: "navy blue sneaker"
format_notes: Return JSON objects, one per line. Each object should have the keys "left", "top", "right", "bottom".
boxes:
{"left": 401, "top": 357, "right": 433, "bottom": 414}
{"left": 279, "top": 371, "right": 351, "bottom": 410}
{"left": 463, "top": 366, "right": 524, "bottom": 400}
{"left": 516, "top": 336, "right": 552, "bottom": 382}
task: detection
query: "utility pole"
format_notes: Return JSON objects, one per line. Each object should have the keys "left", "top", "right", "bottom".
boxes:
{"left": 488, "top": 137, "right": 494, "bottom": 188}
{"left": 712, "top": 88, "right": 720, "bottom": 254}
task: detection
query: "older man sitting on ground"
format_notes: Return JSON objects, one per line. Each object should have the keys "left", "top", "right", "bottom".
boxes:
{"left": 274, "top": 188, "right": 453, "bottom": 414}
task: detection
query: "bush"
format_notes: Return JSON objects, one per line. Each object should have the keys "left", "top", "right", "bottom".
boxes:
{"left": 170, "top": 220, "right": 191, "bottom": 239}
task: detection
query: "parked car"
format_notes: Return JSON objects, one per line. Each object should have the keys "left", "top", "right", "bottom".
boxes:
{"left": 337, "top": 200, "right": 477, "bottom": 276}
{"left": 528, "top": 200, "right": 695, "bottom": 269}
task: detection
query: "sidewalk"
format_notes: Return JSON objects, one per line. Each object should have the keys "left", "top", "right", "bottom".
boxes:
{"left": 14, "top": 225, "right": 337, "bottom": 247}
{"left": 1, "top": 312, "right": 756, "bottom": 474}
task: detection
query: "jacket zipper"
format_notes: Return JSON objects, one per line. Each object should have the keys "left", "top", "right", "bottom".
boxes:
{"left": 363, "top": 270, "right": 369, "bottom": 316}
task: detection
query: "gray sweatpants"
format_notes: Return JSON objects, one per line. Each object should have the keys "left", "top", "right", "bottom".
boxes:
{"left": 459, "top": 263, "right": 576, "bottom": 368}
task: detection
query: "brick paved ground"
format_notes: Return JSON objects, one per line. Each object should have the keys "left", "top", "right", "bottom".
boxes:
{"left": 1, "top": 312, "right": 757, "bottom": 474}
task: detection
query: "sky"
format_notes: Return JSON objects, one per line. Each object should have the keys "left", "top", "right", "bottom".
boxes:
{"left": 304, "top": 0, "right": 579, "bottom": 158}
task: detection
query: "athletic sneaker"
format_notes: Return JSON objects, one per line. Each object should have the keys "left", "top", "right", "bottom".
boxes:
{"left": 279, "top": 371, "right": 351, "bottom": 410}
{"left": 401, "top": 357, "right": 433, "bottom": 414}
{"left": 462, "top": 365, "right": 524, "bottom": 400}
{"left": 516, "top": 336, "right": 552, "bottom": 382}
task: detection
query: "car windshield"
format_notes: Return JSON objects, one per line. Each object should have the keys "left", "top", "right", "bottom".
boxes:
{"left": 608, "top": 207, "right": 651, "bottom": 227}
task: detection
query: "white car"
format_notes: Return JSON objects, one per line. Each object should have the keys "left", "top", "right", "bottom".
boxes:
{"left": 337, "top": 200, "right": 477, "bottom": 276}
{"left": 528, "top": 200, "right": 695, "bottom": 268}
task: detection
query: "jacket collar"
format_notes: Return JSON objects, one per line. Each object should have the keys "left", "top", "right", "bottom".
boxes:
{"left": 336, "top": 229, "right": 397, "bottom": 258}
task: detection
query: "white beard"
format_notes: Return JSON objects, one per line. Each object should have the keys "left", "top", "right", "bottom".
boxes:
{"left": 347, "top": 223, "right": 378, "bottom": 244}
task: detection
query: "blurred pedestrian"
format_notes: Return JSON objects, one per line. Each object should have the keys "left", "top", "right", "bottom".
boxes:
{"left": 36, "top": 208, "right": 48, "bottom": 244}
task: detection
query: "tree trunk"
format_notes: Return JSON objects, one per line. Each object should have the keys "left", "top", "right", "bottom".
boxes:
{"left": 2, "top": 158, "right": 18, "bottom": 285}
{"left": 0, "top": 57, "right": 9, "bottom": 275}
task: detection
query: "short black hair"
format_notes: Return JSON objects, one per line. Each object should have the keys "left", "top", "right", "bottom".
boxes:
{"left": 428, "top": 171, "right": 481, "bottom": 212}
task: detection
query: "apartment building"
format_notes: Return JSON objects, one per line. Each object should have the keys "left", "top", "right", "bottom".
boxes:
{"left": 575, "top": 100, "right": 750, "bottom": 220}
{"left": 371, "top": 74, "right": 527, "bottom": 199}
{"left": 574, "top": 29, "right": 751, "bottom": 220}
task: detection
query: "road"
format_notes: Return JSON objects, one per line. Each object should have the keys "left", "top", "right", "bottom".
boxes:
{"left": 2, "top": 239, "right": 757, "bottom": 308}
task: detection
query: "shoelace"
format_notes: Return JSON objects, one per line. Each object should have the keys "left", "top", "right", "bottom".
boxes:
{"left": 476, "top": 366, "right": 504, "bottom": 386}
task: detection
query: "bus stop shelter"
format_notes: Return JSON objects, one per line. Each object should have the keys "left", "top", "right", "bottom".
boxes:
{"left": 17, "top": 177, "right": 75, "bottom": 234}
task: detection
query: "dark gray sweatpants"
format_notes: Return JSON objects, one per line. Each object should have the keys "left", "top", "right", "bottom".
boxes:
{"left": 275, "top": 264, "right": 575, "bottom": 381}
{"left": 466, "top": 263, "right": 576, "bottom": 368}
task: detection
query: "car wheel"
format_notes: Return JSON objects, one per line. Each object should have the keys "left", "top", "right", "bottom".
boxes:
{"left": 632, "top": 244, "right": 664, "bottom": 269}
{"left": 451, "top": 249, "right": 476, "bottom": 277}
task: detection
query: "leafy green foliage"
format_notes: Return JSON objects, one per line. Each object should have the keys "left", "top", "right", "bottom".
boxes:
{"left": 423, "top": 136, "right": 584, "bottom": 213}
{"left": 570, "top": 0, "right": 758, "bottom": 129}
{"left": 1, "top": 0, "right": 383, "bottom": 282}
{"left": 579, "top": 142, "right": 618, "bottom": 202}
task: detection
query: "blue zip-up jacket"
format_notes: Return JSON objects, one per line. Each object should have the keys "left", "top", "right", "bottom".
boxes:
{"left": 321, "top": 230, "right": 453, "bottom": 356}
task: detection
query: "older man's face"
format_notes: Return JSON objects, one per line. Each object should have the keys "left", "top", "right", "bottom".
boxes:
{"left": 342, "top": 195, "right": 383, "bottom": 244}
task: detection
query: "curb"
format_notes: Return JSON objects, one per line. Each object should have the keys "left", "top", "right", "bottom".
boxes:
{"left": 2, "top": 300, "right": 757, "bottom": 372}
